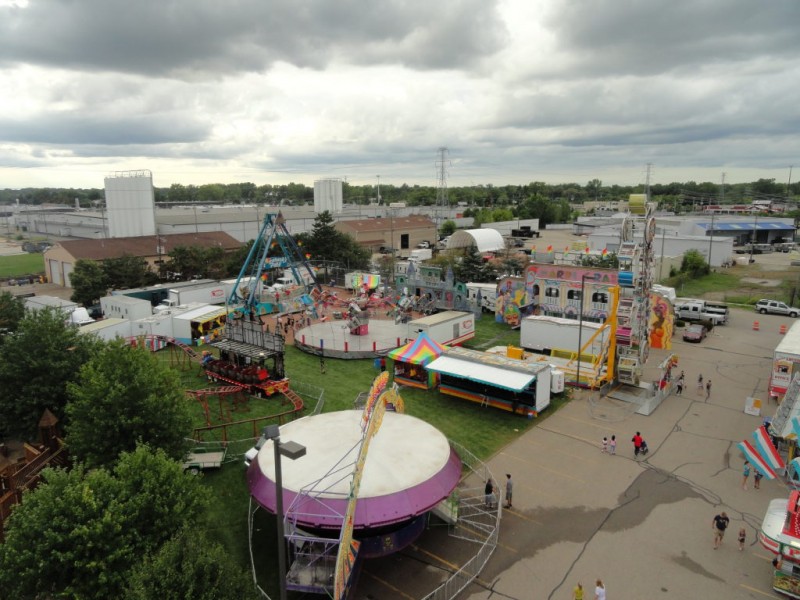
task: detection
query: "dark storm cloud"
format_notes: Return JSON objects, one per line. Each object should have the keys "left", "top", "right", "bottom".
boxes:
{"left": 0, "top": 0, "right": 506, "bottom": 77}
{"left": 0, "top": 113, "right": 209, "bottom": 145}
{"left": 545, "top": 0, "right": 800, "bottom": 76}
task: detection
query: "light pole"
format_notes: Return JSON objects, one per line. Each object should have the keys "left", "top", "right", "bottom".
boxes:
{"left": 575, "top": 274, "right": 592, "bottom": 388}
{"left": 264, "top": 424, "right": 307, "bottom": 600}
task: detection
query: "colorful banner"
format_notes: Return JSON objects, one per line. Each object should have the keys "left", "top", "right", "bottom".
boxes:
{"left": 752, "top": 425, "right": 785, "bottom": 470}
{"left": 738, "top": 440, "right": 778, "bottom": 479}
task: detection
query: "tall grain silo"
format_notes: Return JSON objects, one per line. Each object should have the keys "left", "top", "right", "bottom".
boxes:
{"left": 314, "top": 178, "right": 343, "bottom": 214}
{"left": 104, "top": 170, "right": 157, "bottom": 238}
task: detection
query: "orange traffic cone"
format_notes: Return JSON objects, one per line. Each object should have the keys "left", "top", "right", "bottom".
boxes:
{"left": 753, "top": 321, "right": 760, "bottom": 331}
{"left": 780, "top": 324, "right": 788, "bottom": 334}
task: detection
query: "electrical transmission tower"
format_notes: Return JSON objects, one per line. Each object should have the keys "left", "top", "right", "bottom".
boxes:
{"left": 435, "top": 147, "right": 449, "bottom": 233}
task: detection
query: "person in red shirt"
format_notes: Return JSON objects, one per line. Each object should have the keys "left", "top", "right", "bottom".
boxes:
{"left": 632, "top": 432, "right": 643, "bottom": 457}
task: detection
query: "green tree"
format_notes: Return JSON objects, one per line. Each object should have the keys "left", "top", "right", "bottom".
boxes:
{"left": 66, "top": 342, "right": 191, "bottom": 469}
{"left": 126, "top": 528, "right": 255, "bottom": 600}
{"left": 0, "top": 446, "right": 207, "bottom": 600}
{"left": 0, "top": 290, "right": 25, "bottom": 336}
{"left": 0, "top": 307, "right": 104, "bottom": 440}
{"left": 439, "top": 220, "right": 457, "bottom": 237}
{"left": 103, "top": 254, "right": 156, "bottom": 290}
{"left": 455, "top": 245, "right": 490, "bottom": 283}
{"left": 305, "top": 211, "right": 371, "bottom": 271}
{"left": 680, "top": 249, "right": 710, "bottom": 278}
{"left": 69, "top": 259, "right": 109, "bottom": 306}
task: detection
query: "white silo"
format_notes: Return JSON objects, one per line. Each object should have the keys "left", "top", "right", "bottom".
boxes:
{"left": 104, "top": 170, "right": 157, "bottom": 238}
{"left": 314, "top": 178, "right": 343, "bottom": 214}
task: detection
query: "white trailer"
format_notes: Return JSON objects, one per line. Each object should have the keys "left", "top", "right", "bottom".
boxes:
{"left": 168, "top": 282, "right": 230, "bottom": 306}
{"left": 520, "top": 315, "right": 607, "bottom": 356}
{"left": 465, "top": 283, "right": 497, "bottom": 312}
{"left": 78, "top": 318, "right": 133, "bottom": 342}
{"left": 100, "top": 295, "right": 153, "bottom": 321}
{"left": 409, "top": 248, "right": 433, "bottom": 262}
{"left": 407, "top": 310, "right": 475, "bottom": 346}
{"left": 769, "top": 321, "right": 800, "bottom": 400}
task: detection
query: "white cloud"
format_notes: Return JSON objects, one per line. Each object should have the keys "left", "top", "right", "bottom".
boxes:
{"left": 0, "top": 0, "right": 798, "bottom": 189}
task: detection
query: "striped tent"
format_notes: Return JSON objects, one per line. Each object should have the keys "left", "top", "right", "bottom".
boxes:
{"left": 387, "top": 332, "right": 447, "bottom": 389}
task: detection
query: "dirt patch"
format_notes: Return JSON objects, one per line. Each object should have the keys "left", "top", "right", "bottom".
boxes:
{"left": 740, "top": 277, "right": 783, "bottom": 287}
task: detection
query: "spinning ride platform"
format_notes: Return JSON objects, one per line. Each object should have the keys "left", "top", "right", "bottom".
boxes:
{"left": 293, "top": 319, "right": 410, "bottom": 359}
{"left": 247, "top": 410, "right": 461, "bottom": 551}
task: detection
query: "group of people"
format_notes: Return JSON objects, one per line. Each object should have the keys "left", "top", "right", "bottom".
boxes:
{"left": 741, "top": 460, "right": 763, "bottom": 490}
{"left": 484, "top": 474, "right": 513, "bottom": 510}
{"left": 572, "top": 579, "right": 606, "bottom": 600}
{"left": 712, "top": 510, "right": 753, "bottom": 552}
{"left": 672, "top": 371, "right": 712, "bottom": 399}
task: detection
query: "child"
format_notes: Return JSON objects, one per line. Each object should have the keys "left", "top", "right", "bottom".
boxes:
{"left": 601, "top": 436, "right": 608, "bottom": 453}
{"left": 742, "top": 461, "right": 751, "bottom": 490}
{"left": 609, "top": 435, "right": 617, "bottom": 455}
{"left": 738, "top": 527, "right": 746, "bottom": 551}
{"left": 754, "top": 470, "right": 763, "bottom": 489}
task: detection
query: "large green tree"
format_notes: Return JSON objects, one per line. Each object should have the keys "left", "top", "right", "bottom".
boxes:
{"left": 304, "top": 211, "right": 370, "bottom": 271}
{"left": 66, "top": 342, "right": 192, "bottom": 469}
{"left": 0, "top": 290, "right": 25, "bottom": 336}
{"left": 69, "top": 259, "right": 109, "bottom": 306}
{"left": 0, "top": 307, "right": 104, "bottom": 440}
{"left": 126, "top": 528, "right": 256, "bottom": 600}
{"left": 103, "top": 254, "right": 157, "bottom": 290}
{"left": 0, "top": 446, "right": 207, "bottom": 600}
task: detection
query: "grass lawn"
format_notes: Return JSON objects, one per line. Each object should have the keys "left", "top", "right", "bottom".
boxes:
{"left": 175, "top": 316, "right": 569, "bottom": 594}
{"left": 0, "top": 253, "right": 46, "bottom": 279}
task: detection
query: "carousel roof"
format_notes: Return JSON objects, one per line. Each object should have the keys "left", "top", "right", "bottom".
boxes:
{"left": 388, "top": 331, "right": 447, "bottom": 366}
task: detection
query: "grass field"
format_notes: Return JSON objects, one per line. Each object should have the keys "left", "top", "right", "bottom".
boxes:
{"left": 168, "top": 315, "right": 566, "bottom": 595}
{"left": 0, "top": 253, "right": 46, "bottom": 279}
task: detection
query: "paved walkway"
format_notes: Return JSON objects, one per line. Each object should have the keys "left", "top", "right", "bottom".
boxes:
{"left": 458, "top": 307, "right": 786, "bottom": 599}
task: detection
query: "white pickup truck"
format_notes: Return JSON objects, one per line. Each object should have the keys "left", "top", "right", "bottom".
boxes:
{"left": 674, "top": 301, "right": 728, "bottom": 325}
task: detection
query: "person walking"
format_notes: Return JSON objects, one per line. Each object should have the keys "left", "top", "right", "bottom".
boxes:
{"left": 632, "top": 432, "right": 643, "bottom": 457}
{"left": 712, "top": 511, "right": 730, "bottom": 548}
{"left": 485, "top": 478, "right": 495, "bottom": 508}
{"left": 504, "top": 473, "right": 513, "bottom": 509}
{"left": 742, "top": 461, "right": 751, "bottom": 490}
{"left": 573, "top": 582, "right": 584, "bottom": 600}
{"left": 706, "top": 379, "right": 712, "bottom": 400}
{"left": 601, "top": 436, "right": 608, "bottom": 453}
{"left": 754, "top": 470, "right": 763, "bottom": 489}
{"left": 594, "top": 579, "right": 606, "bottom": 600}
{"left": 609, "top": 435, "right": 617, "bottom": 455}
{"left": 676, "top": 379, "right": 683, "bottom": 395}
{"left": 697, "top": 374, "right": 704, "bottom": 394}
{"left": 738, "top": 527, "right": 747, "bottom": 551}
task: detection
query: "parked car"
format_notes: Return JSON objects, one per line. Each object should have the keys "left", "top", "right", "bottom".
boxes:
{"left": 682, "top": 324, "right": 708, "bottom": 343}
{"left": 755, "top": 299, "right": 799, "bottom": 317}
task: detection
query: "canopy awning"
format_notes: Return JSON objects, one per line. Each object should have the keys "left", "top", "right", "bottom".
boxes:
{"left": 426, "top": 355, "right": 536, "bottom": 392}
{"left": 388, "top": 331, "right": 447, "bottom": 366}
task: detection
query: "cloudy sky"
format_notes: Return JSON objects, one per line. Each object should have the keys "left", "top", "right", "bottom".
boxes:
{"left": 1, "top": 0, "right": 798, "bottom": 190}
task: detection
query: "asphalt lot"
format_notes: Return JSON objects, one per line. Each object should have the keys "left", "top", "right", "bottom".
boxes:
{"left": 451, "top": 307, "right": 790, "bottom": 600}
{"left": 352, "top": 306, "right": 793, "bottom": 599}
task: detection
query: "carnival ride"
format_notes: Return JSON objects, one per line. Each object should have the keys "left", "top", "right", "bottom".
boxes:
{"left": 227, "top": 211, "right": 322, "bottom": 318}
{"left": 247, "top": 372, "right": 463, "bottom": 598}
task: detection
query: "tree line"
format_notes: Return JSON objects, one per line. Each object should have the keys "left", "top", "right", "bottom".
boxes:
{"left": 2, "top": 177, "right": 797, "bottom": 209}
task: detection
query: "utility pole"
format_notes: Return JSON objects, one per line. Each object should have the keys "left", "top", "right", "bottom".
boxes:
{"left": 645, "top": 163, "right": 652, "bottom": 201}
{"left": 435, "top": 147, "right": 449, "bottom": 235}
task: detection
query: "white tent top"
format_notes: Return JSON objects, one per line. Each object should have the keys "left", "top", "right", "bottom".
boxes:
{"left": 426, "top": 355, "right": 536, "bottom": 391}
{"left": 447, "top": 228, "right": 505, "bottom": 253}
